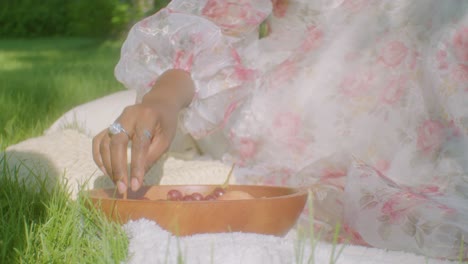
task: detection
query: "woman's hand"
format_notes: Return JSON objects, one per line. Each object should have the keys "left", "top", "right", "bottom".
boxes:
{"left": 92, "top": 69, "right": 195, "bottom": 194}
{"left": 92, "top": 101, "right": 179, "bottom": 194}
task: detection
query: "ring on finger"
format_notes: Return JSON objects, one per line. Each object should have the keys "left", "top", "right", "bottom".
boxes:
{"left": 108, "top": 122, "right": 130, "bottom": 138}
{"left": 143, "top": 129, "right": 153, "bottom": 140}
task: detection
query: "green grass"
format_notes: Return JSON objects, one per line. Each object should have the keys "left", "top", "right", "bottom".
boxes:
{"left": 0, "top": 38, "right": 124, "bottom": 147}
{"left": 1, "top": 153, "right": 128, "bottom": 263}
{"left": 0, "top": 38, "right": 127, "bottom": 263}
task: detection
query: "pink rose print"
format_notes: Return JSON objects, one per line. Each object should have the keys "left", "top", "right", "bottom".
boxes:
{"left": 140, "top": 19, "right": 148, "bottom": 28}
{"left": 381, "top": 195, "right": 412, "bottom": 224}
{"left": 270, "top": 59, "right": 297, "bottom": 86}
{"left": 234, "top": 65, "right": 256, "bottom": 82}
{"left": 453, "top": 26, "right": 468, "bottom": 63}
{"left": 272, "top": 0, "right": 289, "bottom": 18}
{"left": 231, "top": 47, "right": 243, "bottom": 64}
{"left": 413, "top": 185, "right": 441, "bottom": 196}
{"left": 273, "top": 112, "right": 308, "bottom": 153}
{"left": 375, "top": 159, "right": 390, "bottom": 173}
{"left": 378, "top": 40, "right": 408, "bottom": 68}
{"left": 231, "top": 48, "right": 256, "bottom": 81}
{"left": 447, "top": 120, "right": 462, "bottom": 138}
{"left": 173, "top": 50, "right": 194, "bottom": 71}
{"left": 342, "top": 224, "right": 370, "bottom": 246}
{"left": 273, "top": 112, "right": 301, "bottom": 137}
{"left": 238, "top": 137, "right": 258, "bottom": 160}
{"left": 417, "top": 120, "right": 445, "bottom": 155}
{"left": 380, "top": 191, "right": 429, "bottom": 225}
{"left": 147, "top": 79, "right": 157, "bottom": 88}
{"left": 380, "top": 75, "right": 408, "bottom": 105}
{"left": 228, "top": 130, "right": 259, "bottom": 163}
{"left": 339, "top": 70, "right": 374, "bottom": 97}
{"left": 319, "top": 168, "right": 347, "bottom": 190}
{"left": 451, "top": 63, "right": 468, "bottom": 83}
{"left": 264, "top": 168, "right": 292, "bottom": 186}
{"left": 202, "top": 0, "right": 268, "bottom": 34}
{"left": 300, "top": 26, "right": 324, "bottom": 52}
{"left": 223, "top": 101, "right": 239, "bottom": 126}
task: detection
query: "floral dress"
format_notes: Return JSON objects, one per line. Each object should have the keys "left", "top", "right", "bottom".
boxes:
{"left": 115, "top": 0, "right": 468, "bottom": 259}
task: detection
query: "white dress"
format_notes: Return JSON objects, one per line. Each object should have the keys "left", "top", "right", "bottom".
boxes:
{"left": 115, "top": 0, "right": 468, "bottom": 259}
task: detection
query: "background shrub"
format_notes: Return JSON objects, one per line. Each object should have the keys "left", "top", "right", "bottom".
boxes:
{"left": 0, "top": 0, "right": 170, "bottom": 38}
{"left": 0, "top": 0, "right": 68, "bottom": 37}
{"left": 67, "top": 0, "right": 128, "bottom": 38}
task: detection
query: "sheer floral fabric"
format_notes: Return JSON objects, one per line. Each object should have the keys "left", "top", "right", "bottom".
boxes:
{"left": 115, "top": 0, "right": 468, "bottom": 259}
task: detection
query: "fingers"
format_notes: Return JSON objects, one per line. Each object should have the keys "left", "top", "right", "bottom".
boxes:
{"left": 92, "top": 130, "right": 108, "bottom": 175}
{"left": 110, "top": 132, "right": 130, "bottom": 193}
{"left": 130, "top": 127, "right": 153, "bottom": 191}
{"left": 92, "top": 121, "right": 131, "bottom": 194}
{"left": 92, "top": 104, "right": 176, "bottom": 194}
{"left": 145, "top": 125, "right": 172, "bottom": 171}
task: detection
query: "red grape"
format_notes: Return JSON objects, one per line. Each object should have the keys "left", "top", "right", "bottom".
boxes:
{"left": 167, "top": 189, "right": 183, "bottom": 201}
{"left": 165, "top": 188, "right": 233, "bottom": 202}
{"left": 204, "top": 194, "right": 216, "bottom": 201}
{"left": 182, "top": 195, "right": 195, "bottom": 201}
{"left": 191, "top": 192, "right": 204, "bottom": 201}
{"left": 212, "top": 187, "right": 226, "bottom": 198}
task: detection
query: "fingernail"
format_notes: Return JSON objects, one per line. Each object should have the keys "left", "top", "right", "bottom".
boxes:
{"left": 100, "top": 166, "right": 108, "bottom": 176}
{"left": 131, "top": 178, "right": 140, "bottom": 192}
{"left": 117, "top": 181, "right": 127, "bottom": 194}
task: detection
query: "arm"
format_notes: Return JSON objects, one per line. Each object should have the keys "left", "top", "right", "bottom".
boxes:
{"left": 94, "top": 2, "right": 271, "bottom": 194}
{"left": 92, "top": 69, "right": 194, "bottom": 194}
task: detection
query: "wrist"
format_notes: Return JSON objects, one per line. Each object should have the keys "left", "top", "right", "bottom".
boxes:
{"left": 142, "top": 69, "right": 195, "bottom": 111}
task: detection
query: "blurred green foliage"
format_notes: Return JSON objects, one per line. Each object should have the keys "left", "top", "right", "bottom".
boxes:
{"left": 0, "top": 0, "right": 170, "bottom": 38}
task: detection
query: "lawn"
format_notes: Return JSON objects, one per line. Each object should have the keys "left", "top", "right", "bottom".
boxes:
{"left": 0, "top": 38, "right": 124, "bottom": 148}
{"left": 0, "top": 38, "right": 128, "bottom": 263}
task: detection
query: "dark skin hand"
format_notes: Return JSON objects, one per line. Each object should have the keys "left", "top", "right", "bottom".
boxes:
{"left": 92, "top": 69, "right": 195, "bottom": 194}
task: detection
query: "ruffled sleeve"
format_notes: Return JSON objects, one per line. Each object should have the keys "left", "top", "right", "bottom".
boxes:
{"left": 114, "top": 0, "right": 272, "bottom": 138}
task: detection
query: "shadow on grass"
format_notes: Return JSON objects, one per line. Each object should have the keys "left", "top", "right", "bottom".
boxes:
{"left": 0, "top": 151, "right": 58, "bottom": 263}
{"left": 0, "top": 149, "right": 128, "bottom": 263}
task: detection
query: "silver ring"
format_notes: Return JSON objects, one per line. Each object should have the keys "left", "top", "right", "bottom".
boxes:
{"left": 108, "top": 122, "right": 129, "bottom": 137}
{"left": 143, "top": 129, "right": 153, "bottom": 140}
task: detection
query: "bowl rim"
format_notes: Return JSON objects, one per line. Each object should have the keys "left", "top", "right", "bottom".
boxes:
{"left": 87, "top": 184, "right": 308, "bottom": 203}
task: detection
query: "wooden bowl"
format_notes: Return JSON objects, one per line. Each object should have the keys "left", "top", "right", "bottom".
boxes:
{"left": 87, "top": 185, "right": 307, "bottom": 236}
